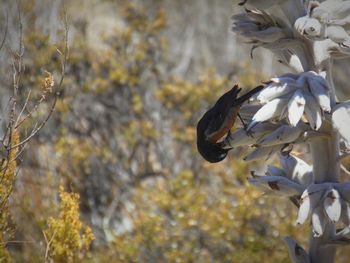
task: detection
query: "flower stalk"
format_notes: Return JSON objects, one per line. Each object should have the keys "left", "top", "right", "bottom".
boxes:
{"left": 197, "top": 1, "right": 350, "bottom": 262}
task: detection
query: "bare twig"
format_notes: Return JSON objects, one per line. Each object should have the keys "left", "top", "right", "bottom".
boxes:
{"left": 43, "top": 230, "right": 56, "bottom": 263}
{"left": 9, "top": 8, "right": 69, "bottom": 150}
{"left": 14, "top": 90, "right": 31, "bottom": 128}
{"left": 341, "top": 164, "right": 350, "bottom": 176}
{"left": 0, "top": 10, "right": 8, "bottom": 52}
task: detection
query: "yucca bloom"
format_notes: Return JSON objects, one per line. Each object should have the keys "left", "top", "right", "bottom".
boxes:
{"left": 248, "top": 71, "right": 331, "bottom": 130}
{"left": 248, "top": 153, "right": 313, "bottom": 196}
{"left": 199, "top": 0, "right": 350, "bottom": 261}
{"left": 238, "top": 0, "right": 306, "bottom": 24}
{"left": 296, "top": 182, "right": 350, "bottom": 237}
{"left": 232, "top": 9, "right": 291, "bottom": 46}
{"left": 295, "top": 0, "right": 350, "bottom": 52}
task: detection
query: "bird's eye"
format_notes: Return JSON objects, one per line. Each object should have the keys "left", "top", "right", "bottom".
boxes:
{"left": 309, "top": 27, "right": 315, "bottom": 32}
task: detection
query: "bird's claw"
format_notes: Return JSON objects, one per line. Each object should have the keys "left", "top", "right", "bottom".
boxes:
{"left": 244, "top": 127, "right": 254, "bottom": 138}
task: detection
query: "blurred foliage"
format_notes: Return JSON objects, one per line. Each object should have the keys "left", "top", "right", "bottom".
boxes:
{"left": 2, "top": 0, "right": 341, "bottom": 262}
{"left": 110, "top": 167, "right": 307, "bottom": 263}
{"left": 0, "top": 130, "right": 19, "bottom": 262}
{"left": 45, "top": 186, "right": 94, "bottom": 262}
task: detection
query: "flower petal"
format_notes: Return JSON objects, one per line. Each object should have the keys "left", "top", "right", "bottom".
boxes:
{"left": 288, "top": 90, "right": 306, "bottom": 126}
{"left": 326, "top": 25, "right": 350, "bottom": 46}
{"left": 341, "top": 200, "right": 350, "bottom": 226}
{"left": 280, "top": 154, "right": 313, "bottom": 186}
{"left": 227, "top": 122, "right": 277, "bottom": 147}
{"left": 307, "top": 75, "right": 331, "bottom": 113}
{"left": 297, "top": 185, "right": 327, "bottom": 225}
{"left": 248, "top": 98, "right": 288, "bottom": 130}
{"left": 312, "top": 205, "right": 326, "bottom": 237}
{"left": 258, "top": 125, "right": 302, "bottom": 146}
{"left": 294, "top": 16, "right": 322, "bottom": 38}
{"left": 335, "top": 182, "right": 350, "bottom": 201}
{"left": 244, "top": 145, "right": 281, "bottom": 161}
{"left": 304, "top": 92, "right": 323, "bottom": 130}
{"left": 257, "top": 83, "right": 296, "bottom": 103}
{"left": 248, "top": 174, "right": 305, "bottom": 196}
{"left": 332, "top": 101, "right": 350, "bottom": 147}
{"left": 323, "top": 188, "right": 342, "bottom": 223}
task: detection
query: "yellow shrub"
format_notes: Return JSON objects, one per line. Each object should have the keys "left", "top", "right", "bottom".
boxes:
{"left": 45, "top": 186, "right": 94, "bottom": 262}
{"left": 0, "top": 130, "right": 20, "bottom": 262}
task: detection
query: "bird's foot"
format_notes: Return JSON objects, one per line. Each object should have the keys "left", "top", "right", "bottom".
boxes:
{"left": 238, "top": 113, "right": 255, "bottom": 138}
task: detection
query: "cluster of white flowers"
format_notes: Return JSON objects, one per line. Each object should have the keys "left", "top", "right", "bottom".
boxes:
{"left": 224, "top": 71, "right": 332, "bottom": 162}
{"left": 296, "top": 183, "right": 350, "bottom": 237}
{"left": 228, "top": 0, "right": 350, "bottom": 262}
{"left": 252, "top": 72, "right": 331, "bottom": 127}
{"left": 295, "top": 0, "right": 350, "bottom": 55}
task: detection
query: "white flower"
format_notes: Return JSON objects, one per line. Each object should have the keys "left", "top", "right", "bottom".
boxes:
{"left": 249, "top": 71, "right": 331, "bottom": 130}
{"left": 279, "top": 153, "right": 313, "bottom": 187}
{"left": 247, "top": 98, "right": 289, "bottom": 130}
{"left": 296, "top": 182, "right": 350, "bottom": 237}
{"left": 232, "top": 9, "right": 290, "bottom": 46}
{"left": 256, "top": 74, "right": 299, "bottom": 103}
{"left": 294, "top": 16, "right": 323, "bottom": 38}
{"left": 257, "top": 125, "right": 303, "bottom": 146}
{"left": 226, "top": 122, "right": 278, "bottom": 147}
{"left": 238, "top": 0, "right": 306, "bottom": 25}
{"left": 323, "top": 188, "right": 342, "bottom": 223}
{"left": 295, "top": 0, "right": 350, "bottom": 52}
{"left": 287, "top": 90, "right": 306, "bottom": 126}
{"left": 332, "top": 101, "right": 350, "bottom": 148}
{"left": 248, "top": 171, "right": 305, "bottom": 196}
{"left": 296, "top": 183, "right": 330, "bottom": 226}
{"left": 248, "top": 153, "right": 312, "bottom": 196}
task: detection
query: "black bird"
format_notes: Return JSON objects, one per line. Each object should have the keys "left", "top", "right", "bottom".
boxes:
{"left": 196, "top": 84, "right": 264, "bottom": 163}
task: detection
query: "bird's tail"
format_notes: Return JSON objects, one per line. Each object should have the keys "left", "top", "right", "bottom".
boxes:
{"left": 235, "top": 85, "right": 264, "bottom": 105}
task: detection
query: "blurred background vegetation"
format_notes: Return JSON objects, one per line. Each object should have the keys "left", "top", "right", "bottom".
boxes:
{"left": 1, "top": 0, "right": 350, "bottom": 262}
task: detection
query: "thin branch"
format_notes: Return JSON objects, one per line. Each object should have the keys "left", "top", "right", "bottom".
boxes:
{"left": 14, "top": 90, "right": 31, "bottom": 128}
{"left": 340, "top": 164, "right": 350, "bottom": 176}
{"left": 10, "top": 8, "right": 69, "bottom": 150}
{"left": 0, "top": 10, "right": 8, "bottom": 52}
{"left": 14, "top": 83, "right": 51, "bottom": 129}
{"left": 43, "top": 230, "right": 56, "bottom": 263}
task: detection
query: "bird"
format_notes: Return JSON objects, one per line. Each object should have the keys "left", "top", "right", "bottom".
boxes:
{"left": 196, "top": 84, "right": 264, "bottom": 163}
